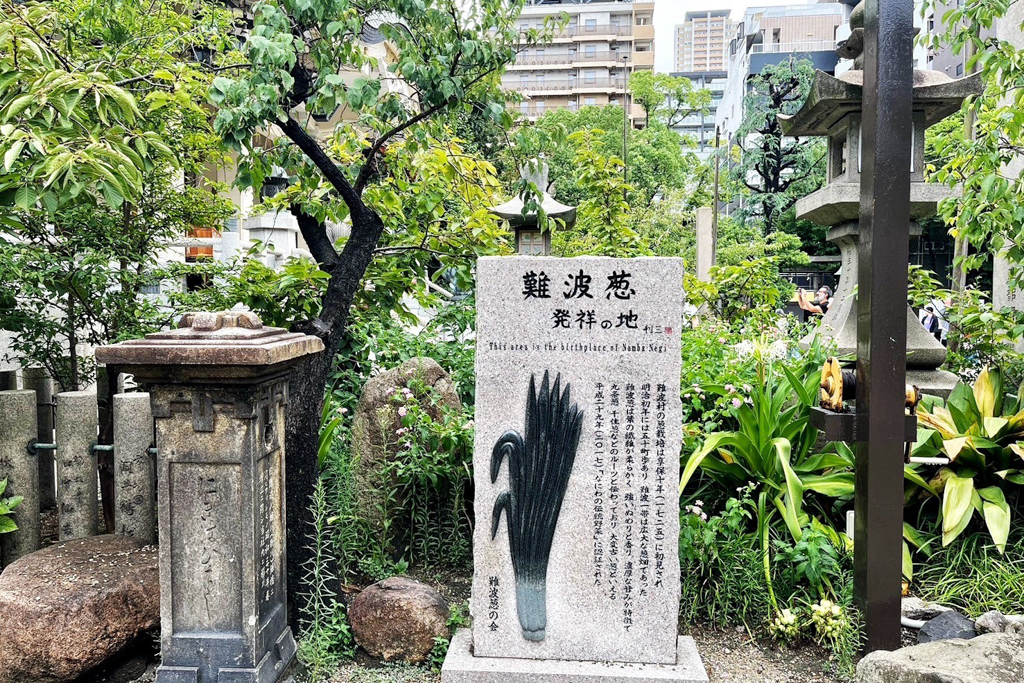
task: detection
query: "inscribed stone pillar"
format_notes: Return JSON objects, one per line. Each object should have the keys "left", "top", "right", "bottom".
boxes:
{"left": 55, "top": 390, "right": 98, "bottom": 540}
{"left": 96, "top": 310, "right": 323, "bottom": 683}
{"left": 113, "top": 392, "right": 156, "bottom": 543}
{"left": 23, "top": 368, "right": 56, "bottom": 509}
{"left": 443, "top": 257, "right": 706, "bottom": 683}
{"left": 0, "top": 390, "right": 40, "bottom": 565}
{"left": 695, "top": 207, "right": 714, "bottom": 282}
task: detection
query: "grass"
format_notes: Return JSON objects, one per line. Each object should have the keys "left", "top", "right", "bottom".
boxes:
{"left": 915, "top": 528, "right": 1024, "bottom": 617}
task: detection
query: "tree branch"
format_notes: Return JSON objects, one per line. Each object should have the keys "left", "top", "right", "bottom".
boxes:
{"left": 290, "top": 206, "right": 340, "bottom": 269}
{"left": 353, "top": 101, "right": 448, "bottom": 193}
{"left": 278, "top": 116, "right": 364, "bottom": 218}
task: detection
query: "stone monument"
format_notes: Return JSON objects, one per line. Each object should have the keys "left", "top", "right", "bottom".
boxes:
{"left": 781, "top": 66, "right": 983, "bottom": 397}
{"left": 96, "top": 311, "right": 323, "bottom": 683}
{"left": 442, "top": 257, "right": 706, "bottom": 682}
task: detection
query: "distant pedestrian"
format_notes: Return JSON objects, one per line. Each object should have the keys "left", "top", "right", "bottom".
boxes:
{"left": 921, "top": 305, "right": 941, "bottom": 341}
{"left": 797, "top": 286, "right": 831, "bottom": 322}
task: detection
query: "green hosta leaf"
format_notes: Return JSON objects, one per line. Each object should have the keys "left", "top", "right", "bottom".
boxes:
{"left": 978, "top": 486, "right": 1010, "bottom": 553}
{"left": 983, "top": 416, "right": 1009, "bottom": 438}
{"left": 903, "top": 540, "right": 913, "bottom": 582}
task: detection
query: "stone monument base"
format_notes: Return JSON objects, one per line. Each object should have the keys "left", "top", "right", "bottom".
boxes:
{"left": 441, "top": 630, "right": 709, "bottom": 683}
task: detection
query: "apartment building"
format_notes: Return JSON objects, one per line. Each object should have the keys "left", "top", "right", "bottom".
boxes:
{"left": 504, "top": 0, "right": 655, "bottom": 124}
{"left": 674, "top": 10, "right": 735, "bottom": 74}
{"left": 715, "top": 2, "right": 851, "bottom": 142}
{"left": 669, "top": 71, "right": 727, "bottom": 160}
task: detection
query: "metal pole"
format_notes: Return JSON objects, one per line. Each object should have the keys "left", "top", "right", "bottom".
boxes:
{"left": 622, "top": 54, "right": 630, "bottom": 200}
{"left": 712, "top": 126, "right": 721, "bottom": 265}
{"left": 856, "top": 0, "right": 914, "bottom": 653}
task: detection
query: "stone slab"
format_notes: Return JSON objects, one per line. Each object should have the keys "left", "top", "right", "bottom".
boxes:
{"left": 856, "top": 632, "right": 1024, "bottom": 683}
{"left": 695, "top": 208, "right": 713, "bottom": 282}
{"left": 441, "top": 630, "right": 708, "bottom": 683}
{"left": 795, "top": 182, "right": 959, "bottom": 225}
{"left": 472, "top": 257, "right": 683, "bottom": 664}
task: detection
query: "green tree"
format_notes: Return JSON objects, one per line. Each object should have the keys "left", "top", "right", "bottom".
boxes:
{"left": 731, "top": 57, "right": 825, "bottom": 235}
{"left": 628, "top": 70, "right": 711, "bottom": 127}
{"left": 207, "top": 0, "right": 553, "bottom": 607}
{"left": 922, "top": 1, "right": 1024, "bottom": 285}
{"left": 0, "top": 0, "right": 235, "bottom": 214}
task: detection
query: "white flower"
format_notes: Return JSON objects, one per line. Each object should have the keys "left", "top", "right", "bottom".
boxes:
{"left": 398, "top": 406, "right": 408, "bottom": 417}
{"left": 733, "top": 340, "right": 755, "bottom": 359}
{"left": 732, "top": 397, "right": 743, "bottom": 408}
{"left": 742, "top": 384, "right": 752, "bottom": 393}
{"left": 768, "top": 339, "right": 788, "bottom": 361}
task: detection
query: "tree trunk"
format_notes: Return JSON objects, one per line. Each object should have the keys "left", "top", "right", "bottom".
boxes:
{"left": 283, "top": 208, "right": 386, "bottom": 629}
{"left": 284, "top": 345, "right": 334, "bottom": 627}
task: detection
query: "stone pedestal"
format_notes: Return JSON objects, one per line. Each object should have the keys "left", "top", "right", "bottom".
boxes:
{"left": 96, "top": 311, "right": 323, "bottom": 683}
{"left": 0, "top": 390, "right": 39, "bottom": 566}
{"left": 448, "top": 257, "right": 700, "bottom": 682}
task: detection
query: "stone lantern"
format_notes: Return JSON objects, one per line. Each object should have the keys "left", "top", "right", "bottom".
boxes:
{"left": 96, "top": 311, "right": 324, "bottom": 683}
{"left": 491, "top": 160, "right": 576, "bottom": 255}
{"left": 781, "top": 68, "right": 982, "bottom": 396}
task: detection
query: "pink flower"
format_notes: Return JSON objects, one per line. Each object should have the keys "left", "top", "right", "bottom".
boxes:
{"left": 724, "top": 384, "right": 735, "bottom": 393}
{"left": 398, "top": 406, "right": 408, "bottom": 417}
{"left": 742, "top": 384, "right": 752, "bottom": 393}
{"left": 732, "top": 397, "right": 742, "bottom": 408}
{"left": 339, "top": 407, "right": 348, "bottom": 415}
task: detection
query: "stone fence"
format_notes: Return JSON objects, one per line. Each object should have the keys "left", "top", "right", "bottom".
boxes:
{"left": 0, "top": 374, "right": 156, "bottom": 569}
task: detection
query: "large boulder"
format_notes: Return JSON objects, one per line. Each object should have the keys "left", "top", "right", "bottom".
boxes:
{"left": 0, "top": 534, "right": 158, "bottom": 683}
{"left": 351, "top": 358, "right": 462, "bottom": 535}
{"left": 348, "top": 576, "right": 449, "bottom": 663}
{"left": 857, "top": 633, "right": 1024, "bottom": 683}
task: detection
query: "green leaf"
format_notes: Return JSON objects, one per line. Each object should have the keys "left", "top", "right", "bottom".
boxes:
{"left": 0, "top": 517, "right": 17, "bottom": 534}
{"left": 14, "top": 185, "right": 36, "bottom": 210}
{"left": 941, "top": 474, "right": 975, "bottom": 545}
{"left": 978, "top": 486, "right": 1010, "bottom": 553}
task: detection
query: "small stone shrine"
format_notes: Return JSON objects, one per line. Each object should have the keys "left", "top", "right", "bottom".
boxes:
{"left": 491, "top": 160, "right": 576, "bottom": 256}
{"left": 781, "top": 51, "right": 982, "bottom": 397}
{"left": 96, "top": 311, "right": 323, "bottom": 683}
{"left": 442, "top": 257, "right": 707, "bottom": 682}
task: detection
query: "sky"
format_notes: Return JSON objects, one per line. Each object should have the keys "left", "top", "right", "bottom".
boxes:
{"left": 654, "top": 0, "right": 812, "bottom": 73}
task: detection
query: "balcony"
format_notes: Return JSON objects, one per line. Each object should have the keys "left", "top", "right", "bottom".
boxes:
{"left": 521, "top": 24, "right": 634, "bottom": 40}
{"left": 750, "top": 40, "right": 836, "bottom": 54}
{"left": 511, "top": 50, "right": 632, "bottom": 68}
{"left": 507, "top": 78, "right": 627, "bottom": 95}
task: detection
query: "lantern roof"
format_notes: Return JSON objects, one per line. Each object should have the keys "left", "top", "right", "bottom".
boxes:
{"left": 780, "top": 69, "right": 983, "bottom": 138}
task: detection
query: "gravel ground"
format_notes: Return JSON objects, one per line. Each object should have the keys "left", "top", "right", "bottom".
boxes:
{"left": 320, "top": 626, "right": 848, "bottom": 683}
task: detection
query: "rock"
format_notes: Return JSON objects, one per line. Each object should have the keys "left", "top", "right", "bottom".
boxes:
{"left": 857, "top": 633, "right": 1024, "bottom": 683}
{"left": 349, "top": 576, "right": 449, "bottom": 663}
{"left": 918, "top": 611, "right": 978, "bottom": 644}
{"left": 976, "top": 610, "right": 1009, "bottom": 634}
{"left": 0, "top": 535, "right": 159, "bottom": 683}
{"left": 902, "top": 596, "right": 952, "bottom": 621}
{"left": 1006, "top": 616, "right": 1024, "bottom": 635}
{"left": 351, "top": 358, "right": 462, "bottom": 537}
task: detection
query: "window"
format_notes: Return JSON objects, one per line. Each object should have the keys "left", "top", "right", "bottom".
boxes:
{"left": 585, "top": 45, "right": 597, "bottom": 57}
{"left": 536, "top": 101, "right": 545, "bottom": 113}
{"left": 636, "top": 16, "right": 651, "bottom": 26}
{"left": 956, "top": 62, "right": 964, "bottom": 76}
{"left": 520, "top": 101, "right": 529, "bottom": 113}
{"left": 584, "top": 70, "right": 596, "bottom": 84}
{"left": 585, "top": 18, "right": 597, "bottom": 32}
{"left": 585, "top": 97, "right": 597, "bottom": 106}
{"left": 519, "top": 230, "right": 545, "bottom": 255}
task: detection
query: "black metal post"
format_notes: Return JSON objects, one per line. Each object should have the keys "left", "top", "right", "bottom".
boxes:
{"left": 856, "top": 0, "right": 914, "bottom": 653}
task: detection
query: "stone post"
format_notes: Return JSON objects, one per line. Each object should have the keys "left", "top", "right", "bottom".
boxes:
{"left": 23, "top": 368, "right": 56, "bottom": 510}
{"left": 113, "top": 392, "right": 156, "bottom": 543}
{"left": 96, "top": 311, "right": 323, "bottom": 683}
{"left": 55, "top": 390, "right": 98, "bottom": 540}
{"left": 0, "top": 390, "right": 40, "bottom": 566}
{"left": 695, "top": 207, "right": 714, "bottom": 282}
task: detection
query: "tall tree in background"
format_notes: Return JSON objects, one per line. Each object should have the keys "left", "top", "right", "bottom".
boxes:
{"left": 731, "top": 57, "right": 825, "bottom": 235}
{"left": 209, "top": 0, "right": 552, "bottom": 615}
{"left": 628, "top": 70, "right": 711, "bottom": 127}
